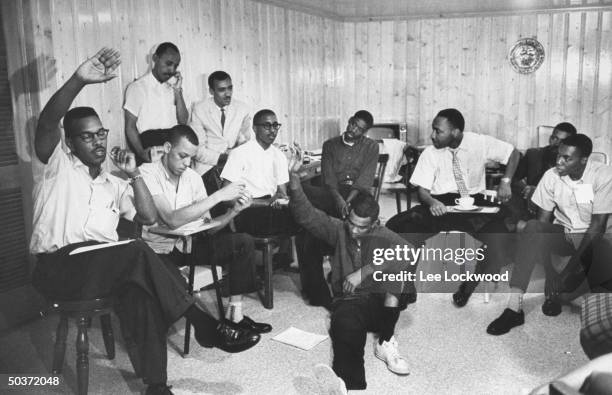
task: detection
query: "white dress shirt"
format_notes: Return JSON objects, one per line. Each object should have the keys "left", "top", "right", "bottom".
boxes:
{"left": 30, "top": 143, "right": 136, "bottom": 254}
{"left": 140, "top": 161, "right": 211, "bottom": 254}
{"left": 124, "top": 72, "right": 180, "bottom": 133}
{"left": 220, "top": 140, "right": 289, "bottom": 198}
{"left": 410, "top": 132, "right": 514, "bottom": 195}
{"left": 189, "top": 97, "right": 252, "bottom": 175}
{"left": 532, "top": 159, "right": 612, "bottom": 233}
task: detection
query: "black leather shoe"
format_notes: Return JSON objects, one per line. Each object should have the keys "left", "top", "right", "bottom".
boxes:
{"left": 236, "top": 316, "right": 272, "bottom": 334}
{"left": 452, "top": 282, "right": 474, "bottom": 308}
{"left": 486, "top": 308, "right": 525, "bottom": 335}
{"left": 146, "top": 384, "right": 174, "bottom": 395}
{"left": 542, "top": 297, "right": 562, "bottom": 316}
{"left": 197, "top": 320, "right": 260, "bottom": 353}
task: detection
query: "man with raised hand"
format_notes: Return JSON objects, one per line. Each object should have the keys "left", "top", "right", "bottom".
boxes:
{"left": 288, "top": 145, "right": 415, "bottom": 392}
{"left": 31, "top": 48, "right": 258, "bottom": 395}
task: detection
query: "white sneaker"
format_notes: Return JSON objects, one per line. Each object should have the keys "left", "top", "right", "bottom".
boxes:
{"left": 313, "top": 364, "right": 347, "bottom": 395}
{"left": 374, "top": 336, "right": 410, "bottom": 375}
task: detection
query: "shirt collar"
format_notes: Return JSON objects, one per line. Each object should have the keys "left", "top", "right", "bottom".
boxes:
{"left": 145, "top": 72, "right": 170, "bottom": 90}
{"left": 69, "top": 152, "right": 111, "bottom": 183}
{"left": 341, "top": 133, "right": 356, "bottom": 147}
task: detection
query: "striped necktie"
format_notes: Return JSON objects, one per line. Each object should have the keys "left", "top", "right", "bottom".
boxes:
{"left": 451, "top": 149, "right": 469, "bottom": 197}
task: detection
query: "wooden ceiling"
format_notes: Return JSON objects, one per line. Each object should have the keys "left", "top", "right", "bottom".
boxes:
{"left": 254, "top": 0, "right": 612, "bottom": 21}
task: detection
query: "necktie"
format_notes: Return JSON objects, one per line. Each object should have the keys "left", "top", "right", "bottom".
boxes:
{"left": 451, "top": 149, "right": 469, "bottom": 197}
{"left": 220, "top": 108, "right": 226, "bottom": 130}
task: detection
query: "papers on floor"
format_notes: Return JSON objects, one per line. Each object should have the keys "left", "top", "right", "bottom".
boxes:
{"left": 69, "top": 239, "right": 133, "bottom": 255}
{"left": 272, "top": 326, "right": 329, "bottom": 351}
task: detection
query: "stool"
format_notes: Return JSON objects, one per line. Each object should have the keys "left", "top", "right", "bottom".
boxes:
{"left": 49, "top": 298, "right": 115, "bottom": 395}
{"left": 253, "top": 235, "right": 282, "bottom": 309}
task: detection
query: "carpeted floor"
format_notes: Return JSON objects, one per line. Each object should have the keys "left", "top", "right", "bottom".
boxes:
{"left": 0, "top": 192, "right": 590, "bottom": 394}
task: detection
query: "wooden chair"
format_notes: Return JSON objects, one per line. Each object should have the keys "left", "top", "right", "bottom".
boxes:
{"left": 372, "top": 153, "right": 389, "bottom": 202}
{"left": 47, "top": 219, "right": 143, "bottom": 394}
{"left": 49, "top": 298, "right": 115, "bottom": 395}
{"left": 253, "top": 235, "right": 282, "bottom": 309}
{"left": 383, "top": 145, "right": 422, "bottom": 213}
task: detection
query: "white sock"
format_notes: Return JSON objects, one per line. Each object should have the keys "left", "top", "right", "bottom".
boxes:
{"left": 507, "top": 289, "right": 523, "bottom": 312}
{"left": 226, "top": 301, "right": 243, "bottom": 323}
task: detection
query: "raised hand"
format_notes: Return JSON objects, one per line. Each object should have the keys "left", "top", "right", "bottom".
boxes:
{"left": 287, "top": 142, "right": 303, "bottom": 173}
{"left": 110, "top": 147, "right": 138, "bottom": 177}
{"left": 74, "top": 47, "right": 121, "bottom": 84}
{"left": 169, "top": 71, "right": 183, "bottom": 90}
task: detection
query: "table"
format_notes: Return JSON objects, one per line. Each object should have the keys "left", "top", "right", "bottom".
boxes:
{"left": 149, "top": 219, "right": 223, "bottom": 356}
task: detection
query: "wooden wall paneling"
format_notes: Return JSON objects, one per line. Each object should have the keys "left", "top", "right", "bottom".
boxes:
{"left": 566, "top": 12, "right": 583, "bottom": 127}
{"left": 488, "top": 16, "right": 507, "bottom": 142}
{"left": 515, "top": 15, "right": 538, "bottom": 148}
{"left": 534, "top": 13, "right": 553, "bottom": 146}
{"left": 580, "top": 11, "right": 599, "bottom": 136}
{"left": 445, "top": 18, "right": 461, "bottom": 116}
{"left": 340, "top": 22, "right": 355, "bottom": 119}
{"left": 366, "top": 22, "right": 381, "bottom": 116}
{"left": 404, "top": 20, "right": 420, "bottom": 144}
{"left": 432, "top": 19, "right": 447, "bottom": 115}
{"left": 286, "top": 10, "right": 299, "bottom": 146}
{"left": 391, "top": 20, "right": 407, "bottom": 124}
{"left": 595, "top": 12, "right": 612, "bottom": 152}
{"left": 417, "top": 20, "right": 434, "bottom": 142}
{"left": 378, "top": 21, "right": 394, "bottom": 122}
{"left": 294, "top": 12, "right": 306, "bottom": 147}
{"left": 501, "top": 16, "right": 520, "bottom": 144}
{"left": 354, "top": 22, "right": 368, "bottom": 113}
{"left": 548, "top": 13, "right": 567, "bottom": 124}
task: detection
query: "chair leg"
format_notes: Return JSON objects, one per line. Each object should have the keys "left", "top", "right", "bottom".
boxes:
{"left": 395, "top": 191, "right": 402, "bottom": 213}
{"left": 76, "top": 317, "right": 89, "bottom": 395}
{"left": 263, "top": 242, "right": 274, "bottom": 309}
{"left": 100, "top": 314, "right": 115, "bottom": 359}
{"left": 52, "top": 315, "right": 69, "bottom": 374}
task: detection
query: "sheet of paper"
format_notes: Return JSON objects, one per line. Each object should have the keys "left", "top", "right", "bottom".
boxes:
{"left": 271, "top": 326, "right": 329, "bottom": 351}
{"left": 69, "top": 239, "right": 133, "bottom": 255}
{"left": 148, "top": 219, "right": 222, "bottom": 236}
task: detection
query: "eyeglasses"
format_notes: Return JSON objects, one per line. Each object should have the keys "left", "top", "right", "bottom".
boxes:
{"left": 255, "top": 122, "right": 282, "bottom": 131}
{"left": 74, "top": 128, "right": 109, "bottom": 143}
{"left": 348, "top": 118, "right": 367, "bottom": 134}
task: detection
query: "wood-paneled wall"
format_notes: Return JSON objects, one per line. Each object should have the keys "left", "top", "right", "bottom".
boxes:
{"left": 341, "top": 11, "right": 612, "bottom": 156}
{"left": 3, "top": 0, "right": 344, "bottom": 164}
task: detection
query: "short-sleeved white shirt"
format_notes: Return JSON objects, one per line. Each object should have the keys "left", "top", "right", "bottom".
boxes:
{"left": 410, "top": 132, "right": 514, "bottom": 195}
{"left": 30, "top": 143, "right": 136, "bottom": 254}
{"left": 123, "top": 73, "right": 178, "bottom": 133}
{"left": 220, "top": 140, "right": 289, "bottom": 198}
{"left": 531, "top": 159, "right": 612, "bottom": 233}
{"left": 140, "top": 161, "right": 210, "bottom": 254}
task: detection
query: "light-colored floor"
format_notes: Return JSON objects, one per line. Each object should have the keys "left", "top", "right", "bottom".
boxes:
{"left": 0, "top": 191, "right": 589, "bottom": 395}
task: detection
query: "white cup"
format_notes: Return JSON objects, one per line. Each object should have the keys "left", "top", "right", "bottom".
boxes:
{"left": 455, "top": 196, "right": 475, "bottom": 208}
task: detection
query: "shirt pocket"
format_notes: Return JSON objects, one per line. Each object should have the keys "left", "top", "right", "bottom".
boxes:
{"left": 576, "top": 202, "right": 593, "bottom": 223}
{"left": 85, "top": 206, "right": 120, "bottom": 241}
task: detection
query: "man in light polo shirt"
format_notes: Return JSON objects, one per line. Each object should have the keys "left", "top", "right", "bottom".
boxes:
{"left": 385, "top": 108, "right": 521, "bottom": 307}
{"left": 124, "top": 42, "right": 189, "bottom": 163}
{"left": 487, "top": 134, "right": 612, "bottom": 335}
{"left": 189, "top": 70, "right": 252, "bottom": 196}
{"left": 220, "top": 109, "right": 296, "bottom": 236}
{"left": 139, "top": 124, "right": 272, "bottom": 334}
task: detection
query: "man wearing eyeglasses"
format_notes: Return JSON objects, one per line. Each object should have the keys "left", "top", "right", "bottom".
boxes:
{"left": 287, "top": 148, "right": 415, "bottom": 392}
{"left": 31, "top": 48, "right": 259, "bottom": 395}
{"left": 297, "top": 110, "right": 378, "bottom": 308}
{"left": 220, "top": 109, "right": 296, "bottom": 236}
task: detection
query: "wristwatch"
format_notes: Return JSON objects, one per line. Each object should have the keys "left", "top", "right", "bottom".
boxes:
{"left": 500, "top": 177, "right": 511, "bottom": 183}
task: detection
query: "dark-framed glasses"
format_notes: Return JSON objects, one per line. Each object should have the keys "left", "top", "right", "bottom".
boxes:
{"left": 74, "top": 128, "right": 109, "bottom": 143}
{"left": 255, "top": 122, "right": 282, "bottom": 131}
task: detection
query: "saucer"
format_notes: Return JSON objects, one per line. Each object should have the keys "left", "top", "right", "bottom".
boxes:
{"left": 454, "top": 205, "right": 479, "bottom": 211}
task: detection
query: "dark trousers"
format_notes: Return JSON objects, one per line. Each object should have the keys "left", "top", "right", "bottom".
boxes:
{"left": 158, "top": 232, "right": 258, "bottom": 296}
{"left": 509, "top": 220, "right": 612, "bottom": 292}
{"left": 295, "top": 184, "right": 350, "bottom": 304}
{"left": 330, "top": 295, "right": 400, "bottom": 390}
{"left": 32, "top": 240, "right": 213, "bottom": 385}
{"left": 234, "top": 206, "right": 298, "bottom": 237}
{"left": 385, "top": 193, "right": 513, "bottom": 292}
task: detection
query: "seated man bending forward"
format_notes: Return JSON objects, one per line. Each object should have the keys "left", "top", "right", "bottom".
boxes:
{"left": 139, "top": 124, "right": 271, "bottom": 334}
{"left": 30, "top": 48, "right": 259, "bottom": 395}
{"left": 288, "top": 151, "right": 416, "bottom": 392}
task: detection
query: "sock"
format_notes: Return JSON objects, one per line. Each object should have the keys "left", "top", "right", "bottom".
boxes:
{"left": 378, "top": 307, "right": 400, "bottom": 344}
{"left": 226, "top": 301, "right": 243, "bottom": 323}
{"left": 185, "top": 304, "right": 218, "bottom": 342}
{"left": 507, "top": 290, "right": 523, "bottom": 312}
